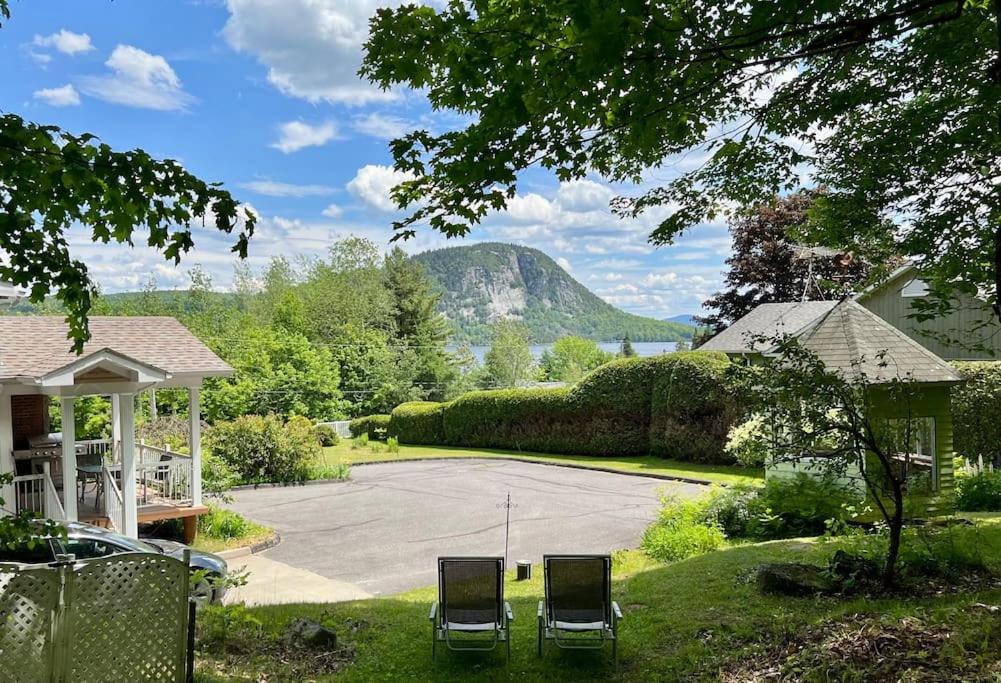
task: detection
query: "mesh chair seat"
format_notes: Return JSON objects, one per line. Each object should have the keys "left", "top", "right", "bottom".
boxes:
{"left": 539, "top": 555, "right": 622, "bottom": 662}
{"left": 431, "top": 557, "right": 512, "bottom": 661}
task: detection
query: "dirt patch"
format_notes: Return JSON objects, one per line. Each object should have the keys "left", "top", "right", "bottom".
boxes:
{"left": 720, "top": 610, "right": 1001, "bottom": 682}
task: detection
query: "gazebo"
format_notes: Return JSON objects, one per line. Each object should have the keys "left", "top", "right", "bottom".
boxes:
{"left": 762, "top": 299, "right": 964, "bottom": 498}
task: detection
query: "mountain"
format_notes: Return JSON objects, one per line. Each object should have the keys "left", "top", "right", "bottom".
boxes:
{"left": 664, "top": 314, "right": 698, "bottom": 327}
{"left": 412, "top": 242, "right": 695, "bottom": 344}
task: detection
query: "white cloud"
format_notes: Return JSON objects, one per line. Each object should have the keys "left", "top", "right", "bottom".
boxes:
{"left": 555, "top": 179, "right": 614, "bottom": 212}
{"left": 271, "top": 120, "right": 338, "bottom": 153}
{"left": 347, "top": 164, "right": 415, "bottom": 211}
{"left": 321, "top": 203, "right": 344, "bottom": 218}
{"left": 223, "top": 0, "right": 401, "bottom": 105}
{"left": 33, "top": 29, "right": 94, "bottom": 55}
{"left": 506, "top": 193, "right": 558, "bottom": 223}
{"left": 555, "top": 257, "right": 572, "bottom": 273}
{"left": 79, "top": 45, "right": 194, "bottom": 111}
{"left": 33, "top": 84, "right": 80, "bottom": 107}
{"left": 240, "top": 180, "right": 336, "bottom": 197}
{"left": 352, "top": 112, "right": 414, "bottom": 139}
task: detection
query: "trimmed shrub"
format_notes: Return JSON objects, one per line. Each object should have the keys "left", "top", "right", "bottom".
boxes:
{"left": 389, "top": 402, "right": 444, "bottom": 444}
{"left": 313, "top": 423, "right": 339, "bottom": 447}
{"left": 207, "top": 414, "right": 320, "bottom": 484}
{"left": 349, "top": 414, "right": 391, "bottom": 440}
{"left": 648, "top": 352, "right": 746, "bottom": 463}
{"left": 952, "top": 362, "right": 1001, "bottom": 465}
{"left": 956, "top": 471, "right": 1001, "bottom": 511}
{"left": 431, "top": 351, "right": 744, "bottom": 460}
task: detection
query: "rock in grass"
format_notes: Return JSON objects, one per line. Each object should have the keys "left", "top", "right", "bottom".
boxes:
{"left": 756, "top": 563, "right": 835, "bottom": 596}
{"left": 284, "top": 618, "right": 338, "bottom": 650}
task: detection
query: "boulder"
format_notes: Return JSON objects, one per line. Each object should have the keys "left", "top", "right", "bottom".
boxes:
{"left": 756, "top": 563, "right": 835, "bottom": 596}
{"left": 284, "top": 618, "right": 338, "bottom": 650}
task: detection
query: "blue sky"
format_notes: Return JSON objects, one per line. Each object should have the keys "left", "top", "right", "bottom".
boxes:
{"left": 2, "top": 0, "right": 732, "bottom": 319}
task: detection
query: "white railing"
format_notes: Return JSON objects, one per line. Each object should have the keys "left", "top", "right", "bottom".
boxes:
{"left": 12, "top": 474, "right": 45, "bottom": 516}
{"left": 137, "top": 441, "right": 182, "bottom": 467}
{"left": 41, "top": 462, "right": 64, "bottom": 520}
{"left": 102, "top": 465, "right": 123, "bottom": 532}
{"left": 136, "top": 458, "right": 193, "bottom": 507}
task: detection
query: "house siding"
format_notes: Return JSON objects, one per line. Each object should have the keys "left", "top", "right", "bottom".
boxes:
{"left": 860, "top": 271, "right": 1001, "bottom": 360}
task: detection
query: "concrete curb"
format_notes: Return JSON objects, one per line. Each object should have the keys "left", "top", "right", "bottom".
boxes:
{"left": 217, "top": 531, "right": 282, "bottom": 560}
{"left": 349, "top": 455, "right": 724, "bottom": 487}
{"left": 229, "top": 479, "right": 350, "bottom": 492}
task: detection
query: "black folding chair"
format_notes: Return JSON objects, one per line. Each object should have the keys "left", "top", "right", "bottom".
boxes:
{"left": 430, "top": 557, "right": 512, "bottom": 661}
{"left": 538, "top": 554, "right": 622, "bottom": 661}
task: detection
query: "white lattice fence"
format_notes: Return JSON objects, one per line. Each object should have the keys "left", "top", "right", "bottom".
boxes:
{"left": 0, "top": 552, "right": 191, "bottom": 683}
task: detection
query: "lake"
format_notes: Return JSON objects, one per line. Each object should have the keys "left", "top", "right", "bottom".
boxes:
{"left": 461, "top": 341, "right": 680, "bottom": 364}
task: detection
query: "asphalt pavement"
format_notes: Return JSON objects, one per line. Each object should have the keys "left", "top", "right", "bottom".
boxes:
{"left": 227, "top": 458, "right": 705, "bottom": 596}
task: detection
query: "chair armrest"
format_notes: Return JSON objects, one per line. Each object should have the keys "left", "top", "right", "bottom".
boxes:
{"left": 504, "top": 601, "right": 514, "bottom": 622}
{"left": 537, "top": 600, "right": 544, "bottom": 618}
{"left": 429, "top": 602, "right": 438, "bottom": 622}
{"left": 612, "top": 601, "right": 623, "bottom": 620}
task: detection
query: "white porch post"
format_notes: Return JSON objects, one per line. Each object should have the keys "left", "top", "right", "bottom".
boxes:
{"left": 118, "top": 393, "right": 138, "bottom": 537}
{"left": 110, "top": 393, "right": 122, "bottom": 459}
{"left": 60, "top": 396, "right": 78, "bottom": 521}
{"left": 189, "top": 387, "right": 202, "bottom": 507}
{"left": 0, "top": 392, "right": 13, "bottom": 511}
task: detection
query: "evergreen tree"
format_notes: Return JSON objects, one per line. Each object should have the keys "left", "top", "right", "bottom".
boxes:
{"left": 620, "top": 334, "right": 636, "bottom": 357}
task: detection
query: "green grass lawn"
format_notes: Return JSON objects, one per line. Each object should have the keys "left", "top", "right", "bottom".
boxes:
{"left": 323, "top": 440, "right": 763, "bottom": 486}
{"left": 195, "top": 525, "right": 1001, "bottom": 682}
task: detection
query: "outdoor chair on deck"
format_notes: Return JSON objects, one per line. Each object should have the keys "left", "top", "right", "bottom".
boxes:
{"left": 538, "top": 554, "right": 622, "bottom": 661}
{"left": 430, "top": 557, "right": 512, "bottom": 661}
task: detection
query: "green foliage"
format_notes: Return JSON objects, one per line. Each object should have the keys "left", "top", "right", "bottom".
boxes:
{"left": 363, "top": 2, "right": 1000, "bottom": 315}
{"left": 202, "top": 326, "right": 346, "bottom": 423}
{"left": 386, "top": 437, "right": 400, "bottom": 454}
{"left": 540, "top": 336, "right": 613, "bottom": 382}
{"left": 409, "top": 351, "right": 743, "bottom": 460}
{"left": 312, "top": 424, "right": 340, "bottom": 447}
{"left": 138, "top": 416, "right": 192, "bottom": 453}
{"left": 306, "top": 461, "right": 351, "bottom": 481}
{"left": 955, "top": 471, "right": 1001, "bottom": 512}
{"left": 649, "top": 352, "right": 746, "bottom": 463}
{"left": 198, "top": 506, "right": 256, "bottom": 541}
{"left": 207, "top": 414, "right": 320, "bottom": 484}
{"left": 641, "top": 495, "right": 725, "bottom": 563}
{"left": 0, "top": 110, "right": 254, "bottom": 351}
{"left": 412, "top": 243, "right": 693, "bottom": 344}
{"left": 752, "top": 474, "right": 865, "bottom": 540}
{"left": 700, "top": 484, "right": 762, "bottom": 539}
{"left": 201, "top": 452, "right": 240, "bottom": 499}
{"left": 619, "top": 335, "right": 636, "bottom": 357}
{"left": 951, "top": 362, "right": 1001, "bottom": 464}
{"left": 348, "top": 414, "right": 391, "bottom": 440}
{"left": 725, "top": 415, "right": 770, "bottom": 468}
{"left": 49, "top": 395, "right": 111, "bottom": 440}
{"left": 483, "top": 319, "right": 536, "bottom": 388}
{"left": 387, "top": 401, "right": 444, "bottom": 444}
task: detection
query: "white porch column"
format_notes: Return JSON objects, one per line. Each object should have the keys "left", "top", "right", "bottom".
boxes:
{"left": 60, "top": 396, "right": 78, "bottom": 521}
{"left": 110, "top": 394, "right": 122, "bottom": 459}
{"left": 118, "top": 393, "right": 138, "bottom": 537}
{"left": 0, "top": 392, "right": 13, "bottom": 512}
{"left": 189, "top": 387, "right": 202, "bottom": 507}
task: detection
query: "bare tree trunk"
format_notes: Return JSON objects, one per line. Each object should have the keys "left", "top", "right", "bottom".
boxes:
{"left": 883, "top": 480, "right": 905, "bottom": 587}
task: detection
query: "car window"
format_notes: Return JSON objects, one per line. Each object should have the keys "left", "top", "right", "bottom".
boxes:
{"left": 59, "top": 537, "right": 124, "bottom": 560}
{"left": 0, "top": 539, "right": 55, "bottom": 564}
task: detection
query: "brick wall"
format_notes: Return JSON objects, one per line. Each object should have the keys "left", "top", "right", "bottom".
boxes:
{"left": 11, "top": 394, "right": 49, "bottom": 449}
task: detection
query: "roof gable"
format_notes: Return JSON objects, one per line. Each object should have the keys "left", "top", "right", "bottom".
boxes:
{"left": 778, "top": 300, "right": 963, "bottom": 385}
{"left": 0, "top": 316, "right": 231, "bottom": 382}
{"left": 699, "top": 301, "right": 838, "bottom": 354}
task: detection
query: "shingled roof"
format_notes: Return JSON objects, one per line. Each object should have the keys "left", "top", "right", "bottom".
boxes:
{"left": 0, "top": 316, "right": 231, "bottom": 381}
{"left": 699, "top": 301, "right": 838, "bottom": 354}
{"left": 775, "top": 299, "right": 963, "bottom": 385}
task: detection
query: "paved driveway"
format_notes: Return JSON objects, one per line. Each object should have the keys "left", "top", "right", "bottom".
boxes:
{"left": 227, "top": 459, "right": 705, "bottom": 596}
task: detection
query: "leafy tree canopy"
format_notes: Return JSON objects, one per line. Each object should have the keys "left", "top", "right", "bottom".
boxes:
{"left": 363, "top": 0, "right": 1001, "bottom": 310}
{"left": 699, "top": 191, "right": 881, "bottom": 333}
{"left": 484, "top": 319, "right": 537, "bottom": 388}
{"left": 541, "top": 335, "right": 613, "bottom": 382}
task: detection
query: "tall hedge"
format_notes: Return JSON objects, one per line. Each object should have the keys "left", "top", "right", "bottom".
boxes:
{"left": 952, "top": 362, "right": 1001, "bottom": 464}
{"left": 388, "top": 402, "right": 444, "bottom": 444}
{"left": 349, "top": 414, "right": 391, "bottom": 439}
{"left": 389, "top": 351, "right": 746, "bottom": 462}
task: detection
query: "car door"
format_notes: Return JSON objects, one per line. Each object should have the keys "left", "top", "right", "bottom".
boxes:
{"left": 57, "top": 535, "right": 130, "bottom": 560}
